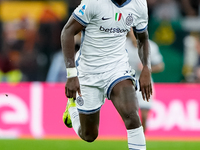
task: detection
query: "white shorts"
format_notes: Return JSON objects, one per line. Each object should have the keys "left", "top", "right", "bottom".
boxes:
{"left": 75, "top": 61, "right": 137, "bottom": 114}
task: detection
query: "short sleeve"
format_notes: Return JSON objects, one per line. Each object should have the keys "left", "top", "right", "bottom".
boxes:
{"left": 73, "top": 0, "right": 96, "bottom": 26}
{"left": 133, "top": 0, "right": 148, "bottom": 33}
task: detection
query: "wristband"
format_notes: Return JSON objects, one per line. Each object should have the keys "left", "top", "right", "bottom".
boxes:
{"left": 66, "top": 67, "right": 77, "bottom": 78}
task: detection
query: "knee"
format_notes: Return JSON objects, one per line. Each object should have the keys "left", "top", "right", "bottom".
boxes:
{"left": 82, "top": 130, "right": 98, "bottom": 142}
{"left": 123, "top": 110, "right": 141, "bottom": 129}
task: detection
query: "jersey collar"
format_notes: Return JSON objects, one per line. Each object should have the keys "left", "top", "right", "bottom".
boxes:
{"left": 111, "top": 0, "right": 131, "bottom": 8}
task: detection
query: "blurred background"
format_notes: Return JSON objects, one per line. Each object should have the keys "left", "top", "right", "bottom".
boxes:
{"left": 0, "top": 0, "right": 200, "bottom": 83}
{"left": 0, "top": 0, "right": 200, "bottom": 150}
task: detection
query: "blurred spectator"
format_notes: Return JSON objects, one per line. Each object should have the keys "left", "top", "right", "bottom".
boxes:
{"left": 195, "top": 35, "right": 200, "bottom": 82}
{"left": 182, "top": 33, "right": 200, "bottom": 82}
{"left": 19, "top": 48, "right": 38, "bottom": 81}
{"left": 36, "top": 7, "right": 63, "bottom": 81}
{"left": 147, "top": 0, "right": 158, "bottom": 18}
{"left": 151, "top": 0, "right": 181, "bottom": 21}
{"left": 46, "top": 51, "right": 66, "bottom": 82}
{"left": 46, "top": 1, "right": 82, "bottom": 82}
{"left": 0, "top": 51, "right": 23, "bottom": 82}
{"left": 2, "top": 14, "right": 37, "bottom": 81}
{"left": 0, "top": 11, "right": 2, "bottom": 52}
{"left": 3, "top": 14, "right": 36, "bottom": 53}
{"left": 0, "top": 22, "right": 2, "bottom": 52}
{"left": 0, "top": 1, "right": 69, "bottom": 82}
{"left": 148, "top": 0, "right": 200, "bottom": 20}
{"left": 46, "top": 33, "right": 81, "bottom": 82}
{"left": 178, "top": 0, "right": 200, "bottom": 17}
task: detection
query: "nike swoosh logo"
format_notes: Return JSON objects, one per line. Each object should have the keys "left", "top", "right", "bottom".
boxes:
{"left": 102, "top": 17, "right": 111, "bottom": 20}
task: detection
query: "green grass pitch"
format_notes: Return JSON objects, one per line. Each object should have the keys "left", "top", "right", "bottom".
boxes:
{"left": 1, "top": 139, "right": 200, "bottom": 150}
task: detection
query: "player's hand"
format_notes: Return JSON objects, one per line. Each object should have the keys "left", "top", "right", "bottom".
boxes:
{"left": 139, "top": 66, "right": 152, "bottom": 101}
{"left": 65, "top": 77, "right": 81, "bottom": 100}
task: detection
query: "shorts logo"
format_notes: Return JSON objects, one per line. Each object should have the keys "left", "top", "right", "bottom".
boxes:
{"left": 77, "top": 96, "right": 84, "bottom": 106}
{"left": 126, "top": 14, "right": 133, "bottom": 26}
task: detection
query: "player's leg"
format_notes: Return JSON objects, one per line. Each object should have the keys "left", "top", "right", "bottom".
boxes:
{"left": 78, "top": 112, "right": 100, "bottom": 142}
{"left": 110, "top": 79, "right": 146, "bottom": 150}
{"left": 63, "top": 82, "right": 104, "bottom": 143}
{"left": 137, "top": 88, "right": 152, "bottom": 134}
{"left": 110, "top": 79, "right": 141, "bottom": 129}
{"left": 140, "top": 108, "right": 149, "bottom": 133}
{"left": 64, "top": 98, "right": 100, "bottom": 142}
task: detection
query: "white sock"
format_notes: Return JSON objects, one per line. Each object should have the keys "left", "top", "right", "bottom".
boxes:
{"left": 69, "top": 107, "right": 80, "bottom": 137}
{"left": 127, "top": 126, "right": 146, "bottom": 150}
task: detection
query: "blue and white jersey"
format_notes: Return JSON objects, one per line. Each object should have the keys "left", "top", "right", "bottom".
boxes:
{"left": 73, "top": 0, "right": 148, "bottom": 73}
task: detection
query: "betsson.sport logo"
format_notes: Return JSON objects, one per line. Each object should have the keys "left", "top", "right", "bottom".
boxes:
{"left": 99, "top": 26, "right": 129, "bottom": 33}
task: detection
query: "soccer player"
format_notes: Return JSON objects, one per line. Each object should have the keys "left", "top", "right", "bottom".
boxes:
{"left": 126, "top": 30, "right": 164, "bottom": 133}
{"left": 61, "top": 0, "right": 152, "bottom": 149}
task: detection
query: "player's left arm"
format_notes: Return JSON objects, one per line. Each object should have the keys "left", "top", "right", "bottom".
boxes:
{"left": 135, "top": 30, "right": 152, "bottom": 101}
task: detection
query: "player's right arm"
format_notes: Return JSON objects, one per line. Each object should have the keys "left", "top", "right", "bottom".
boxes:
{"left": 61, "top": 16, "right": 84, "bottom": 99}
{"left": 61, "top": 0, "right": 97, "bottom": 99}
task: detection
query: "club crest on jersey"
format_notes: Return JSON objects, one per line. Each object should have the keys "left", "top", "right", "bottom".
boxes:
{"left": 77, "top": 96, "right": 84, "bottom": 106}
{"left": 126, "top": 14, "right": 133, "bottom": 26}
{"left": 115, "top": 13, "right": 122, "bottom": 21}
{"left": 79, "top": 4, "right": 86, "bottom": 15}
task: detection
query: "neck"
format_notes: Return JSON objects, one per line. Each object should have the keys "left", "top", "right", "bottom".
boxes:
{"left": 114, "top": 0, "right": 127, "bottom": 5}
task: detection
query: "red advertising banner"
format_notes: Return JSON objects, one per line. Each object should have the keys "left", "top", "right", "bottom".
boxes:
{"left": 0, "top": 83, "right": 200, "bottom": 140}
